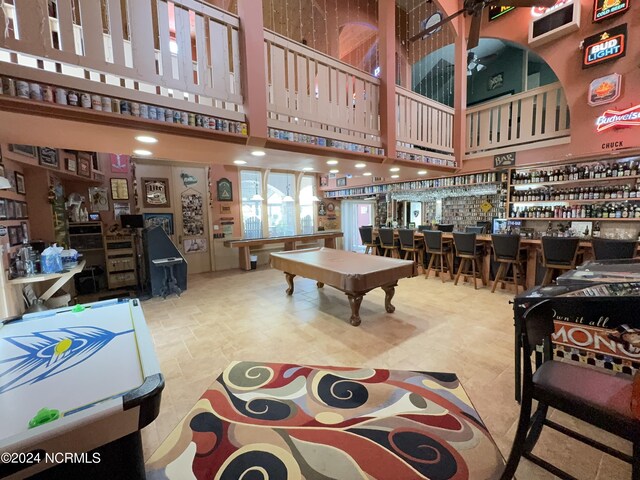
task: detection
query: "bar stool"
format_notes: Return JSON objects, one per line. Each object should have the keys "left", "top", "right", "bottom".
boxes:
{"left": 592, "top": 238, "right": 638, "bottom": 260}
{"left": 358, "top": 226, "right": 377, "bottom": 255}
{"left": 465, "top": 226, "right": 485, "bottom": 234}
{"left": 378, "top": 228, "right": 399, "bottom": 258}
{"left": 541, "top": 236, "right": 580, "bottom": 286}
{"left": 491, "top": 234, "right": 526, "bottom": 294}
{"left": 423, "top": 230, "right": 453, "bottom": 282}
{"left": 398, "top": 228, "right": 423, "bottom": 269}
{"left": 437, "top": 224, "right": 454, "bottom": 232}
{"left": 453, "top": 232, "right": 486, "bottom": 289}
{"left": 418, "top": 225, "right": 432, "bottom": 233}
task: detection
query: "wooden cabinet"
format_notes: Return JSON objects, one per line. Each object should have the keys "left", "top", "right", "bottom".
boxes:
{"left": 104, "top": 235, "right": 137, "bottom": 289}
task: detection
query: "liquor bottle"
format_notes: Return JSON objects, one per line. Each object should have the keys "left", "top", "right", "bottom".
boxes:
{"left": 593, "top": 221, "right": 601, "bottom": 237}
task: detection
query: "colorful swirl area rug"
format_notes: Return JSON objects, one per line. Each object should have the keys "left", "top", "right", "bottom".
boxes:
{"left": 146, "top": 361, "right": 504, "bottom": 479}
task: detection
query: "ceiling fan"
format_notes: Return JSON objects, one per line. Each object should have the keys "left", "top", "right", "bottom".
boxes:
{"left": 467, "top": 51, "right": 497, "bottom": 75}
{"left": 409, "top": 0, "right": 557, "bottom": 49}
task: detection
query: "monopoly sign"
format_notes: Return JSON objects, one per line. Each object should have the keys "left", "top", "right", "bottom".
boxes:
{"left": 553, "top": 321, "right": 640, "bottom": 361}
{"left": 595, "top": 104, "right": 640, "bottom": 132}
{"left": 583, "top": 24, "right": 627, "bottom": 68}
{"left": 593, "top": 0, "right": 630, "bottom": 22}
{"left": 588, "top": 73, "right": 622, "bottom": 106}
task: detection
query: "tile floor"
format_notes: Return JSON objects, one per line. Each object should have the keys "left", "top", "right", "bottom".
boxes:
{"left": 139, "top": 267, "right": 632, "bottom": 479}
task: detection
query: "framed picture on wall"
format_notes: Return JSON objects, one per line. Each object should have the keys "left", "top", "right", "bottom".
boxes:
{"left": 62, "top": 150, "right": 77, "bottom": 173}
{"left": 110, "top": 154, "right": 130, "bottom": 173}
{"left": 14, "top": 172, "right": 25, "bottom": 194}
{"left": 110, "top": 178, "right": 129, "bottom": 200}
{"left": 77, "top": 152, "right": 92, "bottom": 178}
{"left": 143, "top": 213, "right": 174, "bottom": 235}
{"left": 6, "top": 200, "right": 15, "bottom": 219}
{"left": 219, "top": 204, "right": 232, "bottom": 215}
{"left": 8, "top": 226, "right": 20, "bottom": 246}
{"left": 336, "top": 177, "right": 347, "bottom": 187}
{"left": 21, "top": 221, "right": 29, "bottom": 243}
{"left": 216, "top": 178, "right": 232, "bottom": 201}
{"left": 0, "top": 199, "right": 6, "bottom": 219}
{"left": 9, "top": 144, "right": 38, "bottom": 159}
{"left": 488, "top": 72, "right": 504, "bottom": 90}
{"left": 142, "top": 178, "right": 171, "bottom": 207}
{"left": 20, "top": 201, "right": 28, "bottom": 219}
{"left": 38, "top": 147, "right": 59, "bottom": 168}
{"left": 320, "top": 176, "right": 328, "bottom": 187}
{"left": 14, "top": 201, "right": 22, "bottom": 219}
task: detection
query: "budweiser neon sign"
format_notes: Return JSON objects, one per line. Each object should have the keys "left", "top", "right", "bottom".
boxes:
{"left": 595, "top": 104, "right": 640, "bottom": 132}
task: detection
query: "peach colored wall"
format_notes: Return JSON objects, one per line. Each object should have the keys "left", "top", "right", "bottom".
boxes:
{"left": 209, "top": 164, "right": 242, "bottom": 237}
{"left": 464, "top": 0, "right": 640, "bottom": 170}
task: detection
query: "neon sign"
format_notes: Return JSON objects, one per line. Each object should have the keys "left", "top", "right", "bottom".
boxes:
{"left": 489, "top": 5, "right": 515, "bottom": 21}
{"left": 593, "top": 0, "right": 630, "bottom": 22}
{"left": 531, "top": 0, "right": 571, "bottom": 17}
{"left": 582, "top": 24, "right": 627, "bottom": 68}
{"left": 595, "top": 104, "right": 640, "bottom": 132}
{"left": 588, "top": 73, "right": 622, "bottom": 107}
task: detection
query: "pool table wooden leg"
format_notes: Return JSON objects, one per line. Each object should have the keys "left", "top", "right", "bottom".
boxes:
{"left": 347, "top": 294, "right": 363, "bottom": 326}
{"left": 284, "top": 273, "right": 296, "bottom": 295}
{"left": 382, "top": 283, "right": 397, "bottom": 313}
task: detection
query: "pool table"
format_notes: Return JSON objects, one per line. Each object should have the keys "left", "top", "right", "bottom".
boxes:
{"left": 270, "top": 248, "right": 416, "bottom": 326}
{"left": 0, "top": 298, "right": 164, "bottom": 479}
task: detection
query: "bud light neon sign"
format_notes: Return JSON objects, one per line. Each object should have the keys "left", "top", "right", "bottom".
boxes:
{"left": 595, "top": 104, "right": 640, "bottom": 132}
{"left": 582, "top": 24, "right": 627, "bottom": 68}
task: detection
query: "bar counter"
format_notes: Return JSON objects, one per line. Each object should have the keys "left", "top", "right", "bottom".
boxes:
{"left": 372, "top": 229, "right": 618, "bottom": 290}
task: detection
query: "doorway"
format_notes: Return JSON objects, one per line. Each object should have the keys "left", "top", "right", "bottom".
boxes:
{"left": 341, "top": 200, "right": 375, "bottom": 252}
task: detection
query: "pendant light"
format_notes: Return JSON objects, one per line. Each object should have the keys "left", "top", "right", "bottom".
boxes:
{"left": 250, "top": 182, "right": 263, "bottom": 201}
{"left": 283, "top": 179, "right": 294, "bottom": 202}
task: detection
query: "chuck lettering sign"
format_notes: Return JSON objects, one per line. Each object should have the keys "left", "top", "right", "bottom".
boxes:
{"left": 582, "top": 24, "right": 627, "bottom": 68}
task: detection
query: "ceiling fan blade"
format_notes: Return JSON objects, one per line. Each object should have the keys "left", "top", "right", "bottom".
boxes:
{"left": 409, "top": 8, "right": 465, "bottom": 42}
{"left": 467, "top": 10, "right": 482, "bottom": 50}
{"left": 494, "top": 0, "right": 557, "bottom": 7}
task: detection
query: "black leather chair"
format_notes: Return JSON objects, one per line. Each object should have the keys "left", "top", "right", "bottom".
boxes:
{"left": 476, "top": 221, "right": 491, "bottom": 233}
{"left": 592, "top": 238, "right": 638, "bottom": 260}
{"left": 465, "top": 226, "right": 485, "bottom": 234}
{"left": 423, "top": 230, "right": 453, "bottom": 282}
{"left": 417, "top": 225, "right": 432, "bottom": 233}
{"left": 491, "top": 234, "right": 526, "bottom": 294}
{"left": 378, "top": 228, "right": 398, "bottom": 258}
{"left": 398, "top": 228, "right": 423, "bottom": 268}
{"left": 358, "top": 226, "right": 377, "bottom": 255}
{"left": 500, "top": 302, "right": 640, "bottom": 479}
{"left": 453, "top": 232, "right": 486, "bottom": 289}
{"left": 436, "top": 224, "right": 454, "bottom": 232}
{"left": 541, "top": 237, "right": 580, "bottom": 286}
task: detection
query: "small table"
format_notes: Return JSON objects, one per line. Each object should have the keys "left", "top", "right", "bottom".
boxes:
{"left": 147, "top": 361, "right": 505, "bottom": 479}
{"left": 7, "top": 260, "right": 86, "bottom": 303}
{"left": 152, "top": 257, "right": 183, "bottom": 298}
{"left": 270, "top": 247, "right": 415, "bottom": 326}
{"left": 0, "top": 298, "right": 164, "bottom": 479}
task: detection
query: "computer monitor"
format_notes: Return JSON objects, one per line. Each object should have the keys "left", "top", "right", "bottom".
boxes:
{"left": 120, "top": 214, "right": 144, "bottom": 229}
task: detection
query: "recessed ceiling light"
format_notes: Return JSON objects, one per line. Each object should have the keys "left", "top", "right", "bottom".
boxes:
{"left": 417, "top": 170, "right": 428, "bottom": 175}
{"left": 391, "top": 174, "right": 399, "bottom": 179}
{"left": 329, "top": 169, "right": 339, "bottom": 174}
{"left": 251, "top": 150, "right": 266, "bottom": 157}
{"left": 135, "top": 135, "right": 158, "bottom": 144}
{"left": 390, "top": 167, "right": 400, "bottom": 172}
{"left": 355, "top": 163, "right": 366, "bottom": 168}
{"left": 133, "top": 149, "right": 152, "bottom": 156}
{"left": 302, "top": 167, "right": 314, "bottom": 171}
{"left": 363, "top": 172, "right": 372, "bottom": 176}
{"left": 327, "top": 159, "right": 338, "bottom": 165}
{"left": 233, "top": 160, "right": 247, "bottom": 165}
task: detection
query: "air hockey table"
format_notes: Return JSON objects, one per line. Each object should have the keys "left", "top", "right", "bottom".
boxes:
{"left": 0, "top": 298, "right": 164, "bottom": 479}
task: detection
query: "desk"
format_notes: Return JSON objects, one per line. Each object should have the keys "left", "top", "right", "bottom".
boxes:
{"left": 270, "top": 247, "right": 415, "bottom": 326}
{"left": 0, "top": 298, "right": 164, "bottom": 479}
{"left": 146, "top": 361, "right": 505, "bottom": 479}
{"left": 224, "top": 232, "right": 344, "bottom": 271}
{"left": 7, "top": 260, "right": 86, "bottom": 302}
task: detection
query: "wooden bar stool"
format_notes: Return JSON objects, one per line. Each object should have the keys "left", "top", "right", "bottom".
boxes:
{"left": 491, "top": 234, "right": 526, "bottom": 294}
{"left": 423, "top": 230, "right": 453, "bottom": 282}
{"left": 378, "top": 228, "right": 399, "bottom": 258}
{"left": 541, "top": 237, "right": 580, "bottom": 286}
{"left": 358, "top": 226, "right": 377, "bottom": 255}
{"left": 398, "top": 228, "right": 423, "bottom": 270}
{"left": 453, "top": 232, "right": 486, "bottom": 289}
{"left": 592, "top": 238, "right": 638, "bottom": 260}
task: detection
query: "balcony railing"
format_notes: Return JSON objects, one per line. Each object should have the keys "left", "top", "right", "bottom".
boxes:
{"left": 264, "top": 30, "right": 382, "bottom": 151}
{"left": 0, "top": 0, "right": 243, "bottom": 120}
{"left": 465, "top": 82, "right": 570, "bottom": 157}
{"left": 395, "top": 86, "right": 456, "bottom": 168}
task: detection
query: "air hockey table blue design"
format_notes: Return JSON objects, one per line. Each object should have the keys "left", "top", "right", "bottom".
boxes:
{"left": 0, "top": 298, "right": 164, "bottom": 479}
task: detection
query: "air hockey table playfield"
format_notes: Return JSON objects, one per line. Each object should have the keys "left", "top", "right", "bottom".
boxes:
{"left": 0, "top": 298, "right": 164, "bottom": 479}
